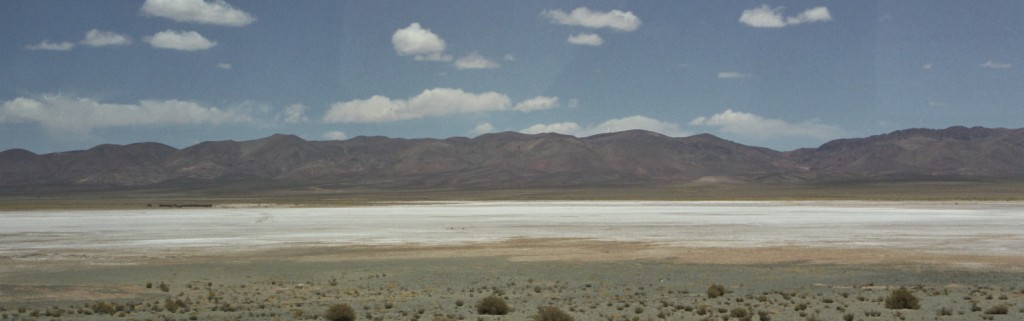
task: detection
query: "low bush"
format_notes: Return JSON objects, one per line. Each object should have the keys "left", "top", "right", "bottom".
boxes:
{"left": 707, "top": 284, "right": 726, "bottom": 298}
{"left": 325, "top": 303, "right": 355, "bottom": 321}
{"left": 884, "top": 287, "right": 920, "bottom": 310}
{"left": 164, "top": 299, "right": 187, "bottom": 313}
{"left": 476, "top": 295, "right": 509, "bottom": 315}
{"left": 937, "top": 306, "right": 953, "bottom": 316}
{"left": 983, "top": 304, "right": 1008, "bottom": 315}
{"left": 532, "top": 306, "right": 574, "bottom": 321}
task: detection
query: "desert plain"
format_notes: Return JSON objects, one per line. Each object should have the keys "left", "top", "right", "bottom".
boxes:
{"left": 1, "top": 200, "right": 1022, "bottom": 321}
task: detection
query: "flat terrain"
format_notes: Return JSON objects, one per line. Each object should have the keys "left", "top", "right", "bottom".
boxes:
{"left": 1, "top": 201, "right": 1022, "bottom": 321}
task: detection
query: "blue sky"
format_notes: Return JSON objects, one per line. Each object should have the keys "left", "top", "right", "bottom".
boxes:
{"left": 1, "top": 1, "right": 1022, "bottom": 153}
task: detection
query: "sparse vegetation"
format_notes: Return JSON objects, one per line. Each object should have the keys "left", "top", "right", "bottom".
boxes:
{"left": 984, "top": 304, "right": 1008, "bottom": 315}
{"left": 885, "top": 287, "right": 920, "bottom": 310}
{"left": 325, "top": 303, "right": 356, "bottom": 321}
{"left": 937, "top": 306, "right": 953, "bottom": 316}
{"left": 532, "top": 306, "right": 574, "bottom": 321}
{"left": 707, "top": 284, "right": 726, "bottom": 298}
{"left": 164, "top": 298, "right": 187, "bottom": 313}
{"left": 476, "top": 295, "right": 509, "bottom": 315}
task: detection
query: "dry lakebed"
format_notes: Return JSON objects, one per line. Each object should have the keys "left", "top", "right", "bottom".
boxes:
{"left": 1, "top": 201, "right": 1022, "bottom": 321}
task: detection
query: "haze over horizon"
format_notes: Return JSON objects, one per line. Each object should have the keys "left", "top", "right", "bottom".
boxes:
{"left": 2, "top": 1, "right": 1022, "bottom": 153}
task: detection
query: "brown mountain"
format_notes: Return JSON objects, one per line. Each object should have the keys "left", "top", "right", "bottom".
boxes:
{"left": 786, "top": 126, "right": 1024, "bottom": 181}
{"left": 1, "top": 126, "right": 1022, "bottom": 191}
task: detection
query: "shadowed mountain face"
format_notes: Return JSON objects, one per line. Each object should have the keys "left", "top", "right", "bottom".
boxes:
{"left": 2, "top": 126, "right": 1022, "bottom": 190}
{"left": 785, "top": 126, "right": 1024, "bottom": 180}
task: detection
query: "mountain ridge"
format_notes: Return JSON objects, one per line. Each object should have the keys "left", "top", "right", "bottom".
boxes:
{"left": 2, "top": 126, "right": 1023, "bottom": 191}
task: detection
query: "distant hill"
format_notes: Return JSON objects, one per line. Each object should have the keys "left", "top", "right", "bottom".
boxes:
{"left": 2, "top": 126, "right": 1023, "bottom": 191}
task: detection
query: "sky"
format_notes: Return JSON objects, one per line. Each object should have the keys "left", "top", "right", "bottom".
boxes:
{"left": 1, "top": 1, "right": 1022, "bottom": 153}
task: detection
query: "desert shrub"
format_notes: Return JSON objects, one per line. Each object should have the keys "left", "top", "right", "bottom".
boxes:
{"left": 92, "top": 302, "right": 117, "bottom": 315}
{"left": 707, "top": 284, "right": 726, "bottom": 298}
{"left": 937, "top": 306, "right": 953, "bottom": 316}
{"left": 843, "top": 313, "right": 854, "bottom": 321}
{"left": 532, "top": 306, "right": 574, "bottom": 321}
{"left": 164, "top": 299, "right": 187, "bottom": 313}
{"left": 325, "top": 303, "right": 355, "bottom": 321}
{"left": 983, "top": 304, "right": 1008, "bottom": 315}
{"left": 695, "top": 304, "right": 709, "bottom": 315}
{"left": 455, "top": 299, "right": 465, "bottom": 307}
{"left": 757, "top": 310, "right": 772, "bottom": 321}
{"left": 476, "top": 295, "right": 509, "bottom": 315}
{"left": 884, "top": 287, "right": 920, "bottom": 310}
{"left": 730, "top": 307, "right": 749, "bottom": 319}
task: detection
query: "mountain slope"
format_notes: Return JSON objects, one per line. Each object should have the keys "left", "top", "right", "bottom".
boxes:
{"left": 786, "top": 126, "right": 1024, "bottom": 180}
{"left": 1, "top": 126, "right": 1022, "bottom": 191}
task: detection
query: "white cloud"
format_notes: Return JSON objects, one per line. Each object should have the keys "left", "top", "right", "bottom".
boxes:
{"left": 521, "top": 122, "right": 581, "bottom": 135}
{"left": 567, "top": 33, "right": 603, "bottom": 46}
{"left": 472, "top": 122, "right": 495, "bottom": 135}
{"left": 567, "top": 99, "right": 580, "bottom": 108}
{"left": 689, "top": 109, "right": 843, "bottom": 141}
{"left": 718, "top": 71, "right": 752, "bottom": 79}
{"left": 739, "top": 5, "right": 832, "bottom": 28}
{"left": 980, "top": 60, "right": 1012, "bottom": 69}
{"left": 455, "top": 52, "right": 500, "bottom": 69}
{"left": 280, "top": 104, "right": 308, "bottom": 124}
{"left": 542, "top": 7, "right": 641, "bottom": 31}
{"left": 25, "top": 40, "right": 75, "bottom": 51}
{"left": 392, "top": 23, "right": 452, "bottom": 62}
{"left": 144, "top": 30, "right": 217, "bottom": 51}
{"left": 141, "top": 0, "right": 255, "bottom": 27}
{"left": 324, "top": 88, "right": 511, "bottom": 123}
{"left": 0, "top": 97, "right": 251, "bottom": 134}
{"left": 216, "top": 62, "right": 232, "bottom": 70}
{"left": 922, "top": 63, "right": 933, "bottom": 70}
{"left": 521, "top": 115, "right": 689, "bottom": 137}
{"left": 787, "top": 6, "right": 832, "bottom": 25}
{"left": 80, "top": 29, "right": 131, "bottom": 47}
{"left": 323, "top": 131, "right": 348, "bottom": 140}
{"left": 503, "top": 54, "right": 516, "bottom": 61}
{"left": 513, "top": 96, "right": 559, "bottom": 112}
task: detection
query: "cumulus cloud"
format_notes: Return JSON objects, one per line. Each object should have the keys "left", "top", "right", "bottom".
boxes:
{"left": 542, "top": 7, "right": 641, "bottom": 31}
{"left": 279, "top": 104, "right": 308, "bottom": 124}
{"left": 25, "top": 40, "right": 75, "bottom": 51}
{"left": 513, "top": 96, "right": 559, "bottom": 112}
{"left": 567, "top": 33, "right": 603, "bottom": 46}
{"left": 980, "top": 60, "right": 1012, "bottom": 69}
{"left": 718, "top": 71, "right": 752, "bottom": 79}
{"left": 739, "top": 5, "right": 832, "bottom": 28}
{"left": 455, "top": 52, "right": 500, "bottom": 69}
{"left": 144, "top": 30, "right": 217, "bottom": 51}
{"left": 324, "top": 88, "right": 511, "bottom": 123}
{"left": 80, "top": 29, "right": 131, "bottom": 47}
{"left": 521, "top": 122, "right": 581, "bottom": 135}
{"left": 521, "top": 115, "right": 689, "bottom": 137}
{"left": 392, "top": 23, "right": 452, "bottom": 62}
{"left": 141, "top": 0, "right": 255, "bottom": 26}
{"left": 689, "top": 109, "right": 843, "bottom": 141}
{"left": 323, "top": 131, "right": 348, "bottom": 140}
{"left": 0, "top": 97, "right": 251, "bottom": 134}
{"left": 472, "top": 122, "right": 495, "bottom": 135}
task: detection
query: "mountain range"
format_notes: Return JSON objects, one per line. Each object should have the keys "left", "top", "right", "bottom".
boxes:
{"left": 2, "top": 126, "right": 1023, "bottom": 192}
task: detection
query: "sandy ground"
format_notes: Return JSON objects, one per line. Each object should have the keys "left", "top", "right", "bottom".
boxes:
{"left": 1, "top": 201, "right": 1022, "bottom": 320}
